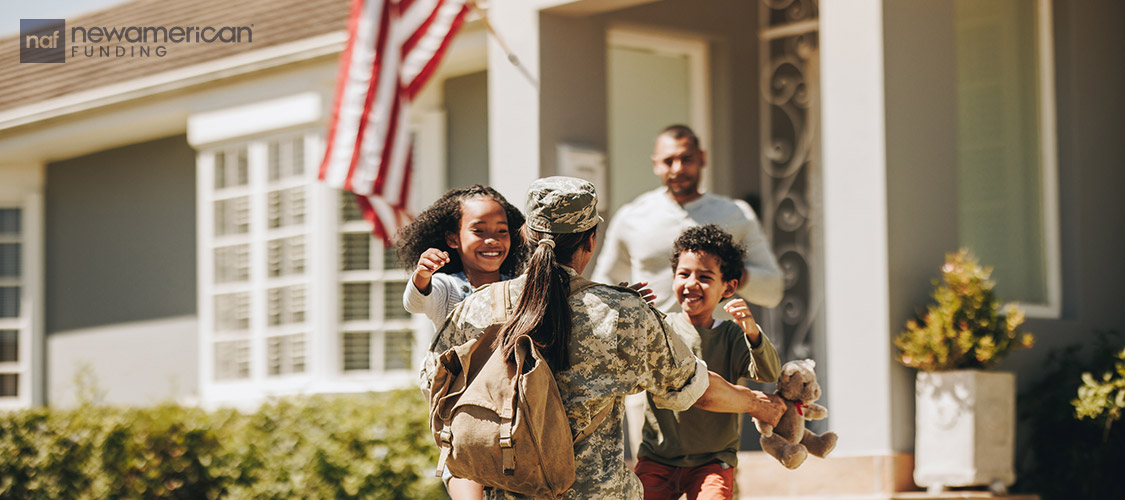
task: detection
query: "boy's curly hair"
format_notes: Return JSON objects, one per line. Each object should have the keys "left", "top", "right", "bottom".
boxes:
{"left": 395, "top": 185, "right": 528, "bottom": 276}
{"left": 671, "top": 224, "right": 746, "bottom": 282}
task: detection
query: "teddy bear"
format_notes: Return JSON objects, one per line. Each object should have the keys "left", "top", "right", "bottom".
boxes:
{"left": 754, "top": 359, "right": 837, "bottom": 469}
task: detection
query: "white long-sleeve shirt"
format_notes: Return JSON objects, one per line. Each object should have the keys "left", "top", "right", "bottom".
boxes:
{"left": 592, "top": 188, "right": 783, "bottom": 313}
{"left": 403, "top": 271, "right": 512, "bottom": 328}
{"left": 403, "top": 271, "right": 475, "bottom": 328}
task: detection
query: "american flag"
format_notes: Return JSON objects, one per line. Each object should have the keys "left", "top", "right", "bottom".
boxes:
{"left": 320, "top": 0, "right": 470, "bottom": 243}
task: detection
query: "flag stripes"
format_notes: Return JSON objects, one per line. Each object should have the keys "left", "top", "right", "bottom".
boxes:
{"left": 321, "top": 0, "right": 469, "bottom": 242}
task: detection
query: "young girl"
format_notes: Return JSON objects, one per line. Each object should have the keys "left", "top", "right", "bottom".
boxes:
{"left": 397, "top": 185, "right": 527, "bottom": 500}
{"left": 398, "top": 185, "right": 528, "bottom": 328}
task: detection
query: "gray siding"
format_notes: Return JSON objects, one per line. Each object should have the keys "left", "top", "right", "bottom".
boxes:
{"left": 445, "top": 71, "right": 490, "bottom": 188}
{"left": 883, "top": 0, "right": 960, "bottom": 453}
{"left": 47, "top": 316, "right": 198, "bottom": 407}
{"left": 45, "top": 134, "right": 197, "bottom": 333}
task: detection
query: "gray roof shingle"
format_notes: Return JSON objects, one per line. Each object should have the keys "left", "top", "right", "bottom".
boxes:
{"left": 0, "top": 0, "right": 349, "bottom": 113}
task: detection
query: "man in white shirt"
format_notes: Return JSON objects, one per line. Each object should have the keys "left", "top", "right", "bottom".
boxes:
{"left": 593, "top": 124, "right": 783, "bottom": 313}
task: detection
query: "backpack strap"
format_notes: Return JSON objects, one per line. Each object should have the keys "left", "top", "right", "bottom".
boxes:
{"left": 435, "top": 429, "right": 452, "bottom": 477}
{"left": 491, "top": 280, "right": 512, "bottom": 323}
{"left": 573, "top": 401, "right": 612, "bottom": 444}
{"left": 490, "top": 281, "right": 519, "bottom": 476}
{"left": 500, "top": 400, "right": 516, "bottom": 475}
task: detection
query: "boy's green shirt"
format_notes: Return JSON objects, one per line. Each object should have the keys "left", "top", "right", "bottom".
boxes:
{"left": 638, "top": 311, "right": 781, "bottom": 468}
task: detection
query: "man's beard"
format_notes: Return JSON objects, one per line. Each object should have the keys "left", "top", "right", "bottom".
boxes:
{"left": 667, "top": 178, "right": 699, "bottom": 196}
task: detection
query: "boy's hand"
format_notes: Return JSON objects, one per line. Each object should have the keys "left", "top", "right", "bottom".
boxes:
{"left": 753, "top": 392, "right": 787, "bottom": 427}
{"left": 619, "top": 281, "right": 655, "bottom": 305}
{"left": 724, "top": 299, "right": 760, "bottom": 344}
{"left": 413, "top": 248, "right": 450, "bottom": 293}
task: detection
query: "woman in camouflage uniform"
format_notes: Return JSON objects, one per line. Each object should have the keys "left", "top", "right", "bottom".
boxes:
{"left": 423, "top": 176, "right": 784, "bottom": 499}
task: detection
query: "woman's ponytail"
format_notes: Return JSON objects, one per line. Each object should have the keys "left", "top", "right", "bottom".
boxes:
{"left": 496, "top": 226, "right": 595, "bottom": 371}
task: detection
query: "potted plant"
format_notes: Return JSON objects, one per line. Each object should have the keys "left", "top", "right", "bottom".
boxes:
{"left": 894, "top": 248, "right": 1035, "bottom": 494}
{"left": 1073, "top": 346, "right": 1125, "bottom": 438}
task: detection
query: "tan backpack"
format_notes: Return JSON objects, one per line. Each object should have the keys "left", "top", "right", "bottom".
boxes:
{"left": 428, "top": 277, "right": 607, "bottom": 498}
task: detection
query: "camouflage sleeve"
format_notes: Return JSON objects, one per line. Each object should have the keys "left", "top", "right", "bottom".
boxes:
{"left": 635, "top": 306, "right": 710, "bottom": 411}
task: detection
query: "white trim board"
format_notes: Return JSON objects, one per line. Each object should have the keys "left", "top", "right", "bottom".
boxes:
{"left": 187, "top": 92, "right": 323, "bottom": 147}
{"left": 1026, "top": 0, "right": 1061, "bottom": 319}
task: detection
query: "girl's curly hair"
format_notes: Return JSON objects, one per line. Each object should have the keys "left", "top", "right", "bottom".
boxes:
{"left": 395, "top": 185, "right": 528, "bottom": 276}
{"left": 671, "top": 224, "right": 746, "bottom": 282}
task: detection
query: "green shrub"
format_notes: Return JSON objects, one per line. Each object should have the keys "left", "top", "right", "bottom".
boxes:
{"left": 1073, "top": 346, "right": 1125, "bottom": 436}
{"left": 894, "top": 248, "right": 1035, "bottom": 371}
{"left": 0, "top": 390, "right": 446, "bottom": 500}
{"left": 1014, "top": 330, "right": 1125, "bottom": 500}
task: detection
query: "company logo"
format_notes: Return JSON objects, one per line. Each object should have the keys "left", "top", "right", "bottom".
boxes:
{"left": 19, "top": 19, "right": 254, "bottom": 63}
{"left": 20, "top": 19, "right": 66, "bottom": 63}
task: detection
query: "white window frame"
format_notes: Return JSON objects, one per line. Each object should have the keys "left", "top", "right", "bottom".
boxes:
{"left": 1026, "top": 0, "right": 1061, "bottom": 318}
{"left": 0, "top": 165, "right": 44, "bottom": 410}
{"left": 189, "top": 90, "right": 452, "bottom": 406}
{"left": 192, "top": 93, "right": 326, "bottom": 406}
{"left": 196, "top": 130, "right": 323, "bottom": 404}
{"left": 334, "top": 112, "right": 446, "bottom": 391}
{"left": 335, "top": 195, "right": 415, "bottom": 380}
{"left": 955, "top": 0, "right": 1060, "bottom": 318}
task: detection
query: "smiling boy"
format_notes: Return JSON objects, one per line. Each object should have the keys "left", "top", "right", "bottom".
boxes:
{"left": 635, "top": 224, "right": 782, "bottom": 500}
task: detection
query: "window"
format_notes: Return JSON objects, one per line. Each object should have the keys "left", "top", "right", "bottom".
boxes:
{"left": 0, "top": 373, "right": 17, "bottom": 398}
{"left": 338, "top": 193, "right": 413, "bottom": 374}
{"left": 191, "top": 90, "right": 450, "bottom": 404}
{"left": 214, "top": 340, "right": 250, "bottom": 381}
{"left": 955, "top": 0, "right": 1059, "bottom": 315}
{"left": 0, "top": 208, "right": 23, "bottom": 401}
{"left": 201, "top": 134, "right": 311, "bottom": 383}
{"left": 0, "top": 330, "right": 17, "bottom": 363}
{"left": 267, "top": 333, "right": 306, "bottom": 376}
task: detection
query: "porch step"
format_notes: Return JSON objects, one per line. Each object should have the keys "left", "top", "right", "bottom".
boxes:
{"left": 732, "top": 452, "right": 1038, "bottom": 500}
{"left": 892, "top": 493, "right": 1038, "bottom": 500}
{"left": 738, "top": 494, "right": 1038, "bottom": 500}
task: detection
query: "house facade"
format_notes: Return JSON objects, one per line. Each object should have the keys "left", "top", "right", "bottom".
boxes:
{"left": 1, "top": 0, "right": 1121, "bottom": 497}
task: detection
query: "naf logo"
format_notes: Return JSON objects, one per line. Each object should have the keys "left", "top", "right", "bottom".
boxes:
{"left": 20, "top": 19, "right": 66, "bottom": 63}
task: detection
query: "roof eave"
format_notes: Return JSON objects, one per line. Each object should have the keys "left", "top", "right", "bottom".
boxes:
{"left": 0, "top": 30, "right": 347, "bottom": 135}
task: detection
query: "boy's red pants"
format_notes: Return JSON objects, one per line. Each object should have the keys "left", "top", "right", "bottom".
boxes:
{"left": 634, "top": 456, "right": 735, "bottom": 500}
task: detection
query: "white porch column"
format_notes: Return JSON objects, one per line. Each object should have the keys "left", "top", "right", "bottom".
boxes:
{"left": 820, "top": 0, "right": 894, "bottom": 456}
{"left": 487, "top": 0, "right": 543, "bottom": 202}
{"left": 822, "top": 0, "right": 959, "bottom": 461}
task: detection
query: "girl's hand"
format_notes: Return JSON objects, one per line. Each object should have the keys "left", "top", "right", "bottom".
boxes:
{"left": 413, "top": 248, "right": 450, "bottom": 293}
{"left": 724, "top": 299, "right": 760, "bottom": 344}
{"left": 619, "top": 281, "right": 655, "bottom": 305}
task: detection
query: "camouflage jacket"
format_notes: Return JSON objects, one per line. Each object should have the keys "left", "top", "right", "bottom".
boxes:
{"left": 421, "top": 268, "right": 709, "bottom": 499}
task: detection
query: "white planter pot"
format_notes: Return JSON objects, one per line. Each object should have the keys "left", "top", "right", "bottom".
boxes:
{"left": 914, "top": 370, "right": 1016, "bottom": 493}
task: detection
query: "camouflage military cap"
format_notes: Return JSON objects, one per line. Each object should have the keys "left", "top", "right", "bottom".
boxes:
{"left": 525, "top": 176, "right": 604, "bottom": 234}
